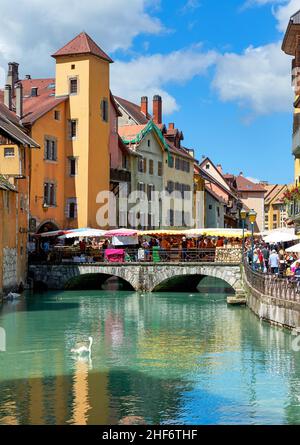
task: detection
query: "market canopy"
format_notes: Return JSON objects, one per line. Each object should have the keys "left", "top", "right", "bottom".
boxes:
{"left": 138, "top": 228, "right": 252, "bottom": 238}
{"left": 103, "top": 228, "right": 138, "bottom": 237}
{"left": 285, "top": 243, "right": 300, "bottom": 253}
{"left": 58, "top": 228, "right": 106, "bottom": 239}
{"left": 36, "top": 230, "right": 68, "bottom": 238}
{"left": 263, "top": 231, "right": 299, "bottom": 244}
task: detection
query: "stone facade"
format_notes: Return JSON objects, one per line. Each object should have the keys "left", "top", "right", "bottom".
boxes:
{"left": 3, "top": 248, "right": 17, "bottom": 293}
{"left": 29, "top": 262, "right": 243, "bottom": 293}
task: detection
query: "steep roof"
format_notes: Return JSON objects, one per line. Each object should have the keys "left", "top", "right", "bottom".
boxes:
{"left": 19, "top": 78, "right": 68, "bottom": 125}
{"left": 52, "top": 32, "right": 113, "bottom": 63}
{"left": 114, "top": 96, "right": 150, "bottom": 125}
{"left": 264, "top": 184, "right": 288, "bottom": 205}
{"left": 282, "top": 10, "right": 300, "bottom": 55}
{"left": 0, "top": 110, "right": 39, "bottom": 148}
{"left": 235, "top": 175, "right": 266, "bottom": 193}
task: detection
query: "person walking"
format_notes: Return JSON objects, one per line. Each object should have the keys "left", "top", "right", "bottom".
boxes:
{"left": 269, "top": 250, "right": 279, "bottom": 275}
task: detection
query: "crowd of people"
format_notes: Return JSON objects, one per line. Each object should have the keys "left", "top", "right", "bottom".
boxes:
{"left": 246, "top": 241, "right": 299, "bottom": 277}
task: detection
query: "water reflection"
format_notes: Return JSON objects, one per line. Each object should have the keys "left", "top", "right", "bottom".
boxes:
{"left": 0, "top": 283, "right": 300, "bottom": 424}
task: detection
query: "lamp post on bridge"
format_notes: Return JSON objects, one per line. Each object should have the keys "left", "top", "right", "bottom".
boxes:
{"left": 248, "top": 209, "right": 257, "bottom": 271}
{"left": 240, "top": 208, "right": 247, "bottom": 256}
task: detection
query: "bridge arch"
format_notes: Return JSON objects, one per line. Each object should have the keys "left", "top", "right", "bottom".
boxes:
{"left": 64, "top": 272, "right": 135, "bottom": 291}
{"left": 149, "top": 265, "right": 242, "bottom": 293}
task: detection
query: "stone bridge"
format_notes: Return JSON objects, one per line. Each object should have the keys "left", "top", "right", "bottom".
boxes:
{"left": 29, "top": 262, "right": 244, "bottom": 294}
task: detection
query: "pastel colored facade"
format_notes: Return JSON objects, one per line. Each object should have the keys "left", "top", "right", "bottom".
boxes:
{"left": 193, "top": 164, "right": 206, "bottom": 228}
{"left": 119, "top": 122, "right": 166, "bottom": 228}
{"left": 0, "top": 105, "right": 39, "bottom": 294}
{"left": 1, "top": 33, "right": 114, "bottom": 234}
{"left": 264, "top": 184, "right": 289, "bottom": 231}
{"left": 205, "top": 187, "right": 226, "bottom": 228}
{"left": 116, "top": 95, "right": 196, "bottom": 228}
{"left": 234, "top": 175, "right": 265, "bottom": 232}
{"left": 200, "top": 158, "right": 242, "bottom": 228}
{"left": 282, "top": 10, "right": 300, "bottom": 228}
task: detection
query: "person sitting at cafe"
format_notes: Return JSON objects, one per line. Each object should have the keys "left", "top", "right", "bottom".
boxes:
{"left": 79, "top": 239, "right": 86, "bottom": 253}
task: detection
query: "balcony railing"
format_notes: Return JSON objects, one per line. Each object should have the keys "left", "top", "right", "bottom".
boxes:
{"left": 110, "top": 168, "right": 131, "bottom": 183}
{"left": 244, "top": 257, "right": 300, "bottom": 302}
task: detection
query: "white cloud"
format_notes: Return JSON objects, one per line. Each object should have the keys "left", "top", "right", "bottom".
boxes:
{"left": 274, "top": 0, "right": 300, "bottom": 31}
{"left": 0, "top": 0, "right": 164, "bottom": 77}
{"left": 111, "top": 46, "right": 217, "bottom": 114}
{"left": 212, "top": 42, "right": 292, "bottom": 114}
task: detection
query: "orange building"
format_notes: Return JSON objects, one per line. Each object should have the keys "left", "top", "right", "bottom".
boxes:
{"left": 2, "top": 32, "right": 114, "bottom": 234}
{"left": 0, "top": 102, "right": 39, "bottom": 295}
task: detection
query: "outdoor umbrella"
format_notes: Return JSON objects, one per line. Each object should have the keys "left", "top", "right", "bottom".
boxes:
{"left": 58, "top": 228, "right": 106, "bottom": 239}
{"left": 263, "top": 232, "right": 299, "bottom": 244}
{"left": 286, "top": 243, "right": 300, "bottom": 253}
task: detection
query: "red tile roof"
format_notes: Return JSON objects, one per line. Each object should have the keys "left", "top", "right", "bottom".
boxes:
{"left": 14, "top": 78, "right": 68, "bottom": 125}
{"left": 52, "top": 32, "right": 113, "bottom": 63}
{"left": 114, "top": 96, "right": 151, "bottom": 125}
{"left": 236, "top": 175, "right": 266, "bottom": 193}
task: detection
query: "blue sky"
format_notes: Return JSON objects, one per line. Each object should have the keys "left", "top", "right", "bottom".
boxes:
{"left": 0, "top": 0, "right": 299, "bottom": 183}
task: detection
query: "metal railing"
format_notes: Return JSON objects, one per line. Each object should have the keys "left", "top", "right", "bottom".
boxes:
{"left": 243, "top": 257, "right": 300, "bottom": 302}
{"left": 29, "top": 247, "right": 242, "bottom": 265}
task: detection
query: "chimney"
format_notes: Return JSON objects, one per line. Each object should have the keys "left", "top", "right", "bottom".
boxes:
{"left": 15, "top": 83, "right": 23, "bottom": 118}
{"left": 239, "top": 172, "right": 243, "bottom": 176}
{"left": 153, "top": 95, "right": 162, "bottom": 125}
{"left": 31, "top": 87, "right": 38, "bottom": 97}
{"left": 141, "top": 96, "right": 148, "bottom": 116}
{"left": 217, "top": 164, "right": 223, "bottom": 174}
{"left": 168, "top": 123, "right": 175, "bottom": 130}
{"left": 6, "top": 62, "right": 19, "bottom": 93}
{"left": 25, "top": 74, "right": 31, "bottom": 80}
{"left": 4, "top": 84, "right": 12, "bottom": 110}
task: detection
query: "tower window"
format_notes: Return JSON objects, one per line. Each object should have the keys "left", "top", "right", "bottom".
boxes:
{"left": 71, "top": 64, "right": 75, "bottom": 70}
{"left": 68, "top": 157, "right": 77, "bottom": 176}
{"left": 54, "top": 110, "right": 60, "bottom": 121}
{"left": 69, "top": 77, "right": 78, "bottom": 95}
{"left": 68, "top": 120, "right": 78, "bottom": 139}
{"left": 101, "top": 98, "right": 109, "bottom": 122}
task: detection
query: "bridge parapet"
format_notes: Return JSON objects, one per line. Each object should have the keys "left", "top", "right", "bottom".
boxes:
{"left": 29, "top": 261, "right": 243, "bottom": 293}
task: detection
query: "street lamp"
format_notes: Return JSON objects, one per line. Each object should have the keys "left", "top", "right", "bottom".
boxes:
{"left": 240, "top": 209, "right": 247, "bottom": 254}
{"left": 248, "top": 209, "right": 257, "bottom": 270}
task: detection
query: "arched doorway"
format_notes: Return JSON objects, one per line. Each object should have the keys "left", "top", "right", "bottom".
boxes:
{"left": 37, "top": 221, "right": 60, "bottom": 234}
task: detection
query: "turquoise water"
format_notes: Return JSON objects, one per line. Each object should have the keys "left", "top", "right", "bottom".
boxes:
{"left": 0, "top": 280, "right": 300, "bottom": 425}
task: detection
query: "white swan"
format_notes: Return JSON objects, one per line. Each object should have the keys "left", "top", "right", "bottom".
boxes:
{"left": 71, "top": 337, "right": 93, "bottom": 356}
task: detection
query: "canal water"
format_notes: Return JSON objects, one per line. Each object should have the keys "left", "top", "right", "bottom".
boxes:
{"left": 0, "top": 278, "right": 300, "bottom": 425}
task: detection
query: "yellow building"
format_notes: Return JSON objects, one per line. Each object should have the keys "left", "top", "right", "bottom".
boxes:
{"left": 263, "top": 184, "right": 289, "bottom": 231}
{"left": 2, "top": 32, "right": 113, "bottom": 234}
{"left": 282, "top": 10, "right": 300, "bottom": 229}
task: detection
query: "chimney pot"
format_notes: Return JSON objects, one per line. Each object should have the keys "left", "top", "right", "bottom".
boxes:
{"left": 31, "top": 87, "right": 38, "bottom": 97}
{"left": 153, "top": 95, "right": 162, "bottom": 125}
{"left": 4, "top": 84, "right": 12, "bottom": 110}
{"left": 25, "top": 74, "right": 31, "bottom": 80}
{"left": 141, "top": 96, "right": 148, "bottom": 116}
{"left": 168, "top": 123, "right": 175, "bottom": 130}
{"left": 15, "top": 83, "right": 23, "bottom": 118}
{"left": 6, "top": 62, "right": 19, "bottom": 93}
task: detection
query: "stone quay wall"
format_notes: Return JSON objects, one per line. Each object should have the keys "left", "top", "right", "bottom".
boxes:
{"left": 242, "top": 267, "right": 300, "bottom": 330}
